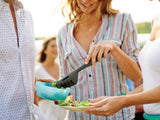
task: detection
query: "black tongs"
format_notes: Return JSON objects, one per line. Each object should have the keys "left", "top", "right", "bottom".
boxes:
{"left": 56, "top": 55, "right": 105, "bottom": 88}
{"left": 56, "top": 41, "right": 121, "bottom": 88}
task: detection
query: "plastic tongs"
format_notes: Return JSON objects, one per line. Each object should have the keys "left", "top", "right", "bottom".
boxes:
{"left": 56, "top": 55, "right": 104, "bottom": 88}
{"left": 56, "top": 41, "right": 121, "bottom": 88}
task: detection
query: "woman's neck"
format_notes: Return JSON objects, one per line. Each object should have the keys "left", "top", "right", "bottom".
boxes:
{"left": 42, "top": 57, "right": 55, "bottom": 67}
{"left": 81, "top": 11, "right": 102, "bottom": 25}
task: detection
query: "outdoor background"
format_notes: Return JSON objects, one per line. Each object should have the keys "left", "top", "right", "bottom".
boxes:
{"left": 19, "top": 0, "right": 160, "bottom": 54}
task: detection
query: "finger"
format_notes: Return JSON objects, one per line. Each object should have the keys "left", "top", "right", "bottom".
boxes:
{"left": 89, "top": 96, "right": 105, "bottom": 103}
{"left": 94, "top": 98, "right": 108, "bottom": 107}
{"left": 86, "top": 110, "right": 111, "bottom": 116}
{"left": 89, "top": 108, "right": 117, "bottom": 116}
{"left": 85, "top": 47, "right": 95, "bottom": 64}
{"left": 37, "top": 79, "right": 54, "bottom": 83}
{"left": 91, "top": 46, "right": 100, "bottom": 67}
{"left": 85, "top": 105, "right": 113, "bottom": 116}
{"left": 103, "top": 48, "right": 110, "bottom": 58}
{"left": 85, "top": 106, "right": 106, "bottom": 114}
{"left": 97, "top": 48, "right": 104, "bottom": 63}
{"left": 34, "top": 85, "right": 36, "bottom": 91}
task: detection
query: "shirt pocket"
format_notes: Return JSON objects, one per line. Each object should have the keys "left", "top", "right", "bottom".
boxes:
{"left": 63, "top": 48, "right": 72, "bottom": 60}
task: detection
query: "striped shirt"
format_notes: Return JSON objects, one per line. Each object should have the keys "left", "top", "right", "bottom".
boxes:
{"left": 57, "top": 12, "right": 138, "bottom": 120}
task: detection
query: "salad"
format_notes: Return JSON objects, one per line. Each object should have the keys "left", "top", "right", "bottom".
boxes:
{"left": 50, "top": 81, "right": 66, "bottom": 89}
{"left": 54, "top": 95, "right": 94, "bottom": 107}
{"left": 51, "top": 81, "right": 94, "bottom": 107}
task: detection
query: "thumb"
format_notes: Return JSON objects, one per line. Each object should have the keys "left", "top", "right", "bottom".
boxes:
{"left": 94, "top": 98, "right": 108, "bottom": 107}
{"left": 89, "top": 96, "right": 106, "bottom": 103}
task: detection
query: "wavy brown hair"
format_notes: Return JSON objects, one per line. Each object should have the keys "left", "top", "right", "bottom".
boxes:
{"left": 38, "top": 37, "right": 56, "bottom": 63}
{"left": 62, "top": 0, "right": 119, "bottom": 23}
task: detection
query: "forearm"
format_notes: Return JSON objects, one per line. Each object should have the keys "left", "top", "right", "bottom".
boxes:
{"left": 34, "top": 77, "right": 39, "bottom": 106}
{"left": 34, "top": 90, "right": 39, "bottom": 106}
{"left": 111, "top": 44, "right": 142, "bottom": 82}
{"left": 127, "top": 84, "right": 143, "bottom": 95}
{"left": 122, "top": 85, "right": 160, "bottom": 107}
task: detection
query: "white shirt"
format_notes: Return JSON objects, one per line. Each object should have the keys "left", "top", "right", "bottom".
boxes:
{"left": 36, "top": 63, "right": 54, "bottom": 80}
{"left": 36, "top": 63, "right": 68, "bottom": 120}
{"left": 139, "top": 37, "right": 160, "bottom": 114}
{"left": 0, "top": 0, "right": 46, "bottom": 119}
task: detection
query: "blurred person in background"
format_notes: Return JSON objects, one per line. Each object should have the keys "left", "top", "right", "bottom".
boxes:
{"left": 57, "top": 0, "right": 142, "bottom": 119}
{"left": 0, "top": 0, "right": 46, "bottom": 119}
{"left": 85, "top": 10, "right": 160, "bottom": 120}
{"left": 35, "top": 37, "right": 68, "bottom": 120}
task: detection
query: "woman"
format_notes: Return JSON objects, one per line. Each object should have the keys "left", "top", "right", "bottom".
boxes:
{"left": 85, "top": 14, "right": 160, "bottom": 119}
{"left": 57, "top": 0, "right": 141, "bottom": 120}
{"left": 35, "top": 37, "right": 67, "bottom": 120}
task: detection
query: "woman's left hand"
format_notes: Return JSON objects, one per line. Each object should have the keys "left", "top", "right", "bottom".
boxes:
{"left": 85, "top": 96, "right": 126, "bottom": 116}
{"left": 34, "top": 78, "right": 55, "bottom": 105}
{"left": 85, "top": 41, "right": 116, "bottom": 67}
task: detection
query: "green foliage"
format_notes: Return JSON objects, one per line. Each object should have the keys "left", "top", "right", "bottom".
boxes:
{"left": 35, "top": 37, "right": 46, "bottom": 40}
{"left": 136, "top": 22, "right": 151, "bottom": 34}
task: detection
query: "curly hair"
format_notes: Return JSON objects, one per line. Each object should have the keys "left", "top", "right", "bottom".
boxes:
{"left": 38, "top": 37, "right": 56, "bottom": 63}
{"left": 62, "top": 0, "right": 119, "bottom": 23}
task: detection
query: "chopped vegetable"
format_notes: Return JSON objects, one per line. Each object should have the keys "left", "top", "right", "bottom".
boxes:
{"left": 50, "top": 81, "right": 58, "bottom": 87}
{"left": 57, "top": 95, "right": 92, "bottom": 107}
{"left": 50, "top": 81, "right": 66, "bottom": 89}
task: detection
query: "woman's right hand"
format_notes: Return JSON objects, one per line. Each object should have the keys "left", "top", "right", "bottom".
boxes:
{"left": 85, "top": 41, "right": 117, "bottom": 67}
{"left": 85, "top": 96, "right": 126, "bottom": 116}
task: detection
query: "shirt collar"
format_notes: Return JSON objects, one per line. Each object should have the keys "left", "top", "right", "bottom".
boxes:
{"left": 0, "top": 0, "right": 23, "bottom": 11}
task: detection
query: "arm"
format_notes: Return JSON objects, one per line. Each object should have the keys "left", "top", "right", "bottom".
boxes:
{"left": 127, "top": 83, "right": 143, "bottom": 95}
{"left": 34, "top": 77, "right": 39, "bottom": 106}
{"left": 85, "top": 14, "right": 142, "bottom": 82}
{"left": 111, "top": 43, "right": 141, "bottom": 82}
{"left": 85, "top": 85, "right": 160, "bottom": 116}
{"left": 124, "top": 85, "right": 160, "bottom": 106}
{"left": 111, "top": 14, "right": 141, "bottom": 82}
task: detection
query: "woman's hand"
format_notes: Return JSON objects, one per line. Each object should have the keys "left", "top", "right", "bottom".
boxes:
{"left": 34, "top": 78, "right": 55, "bottom": 105}
{"left": 36, "top": 78, "right": 55, "bottom": 83}
{"left": 85, "top": 96, "right": 126, "bottom": 116}
{"left": 85, "top": 41, "right": 117, "bottom": 67}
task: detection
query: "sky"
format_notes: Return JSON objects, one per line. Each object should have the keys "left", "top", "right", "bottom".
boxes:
{"left": 19, "top": 0, "right": 160, "bottom": 37}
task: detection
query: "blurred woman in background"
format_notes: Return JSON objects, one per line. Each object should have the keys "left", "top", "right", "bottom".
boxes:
{"left": 35, "top": 37, "right": 67, "bottom": 120}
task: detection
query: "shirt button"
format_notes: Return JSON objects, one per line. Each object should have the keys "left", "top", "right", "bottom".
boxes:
{"left": 89, "top": 74, "right": 91, "bottom": 77}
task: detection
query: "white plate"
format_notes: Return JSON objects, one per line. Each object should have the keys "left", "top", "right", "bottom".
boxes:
{"left": 61, "top": 105, "right": 95, "bottom": 112}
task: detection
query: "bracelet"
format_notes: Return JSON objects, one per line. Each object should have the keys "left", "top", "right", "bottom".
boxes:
{"left": 143, "top": 113, "right": 160, "bottom": 120}
{"left": 117, "top": 92, "right": 126, "bottom": 96}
